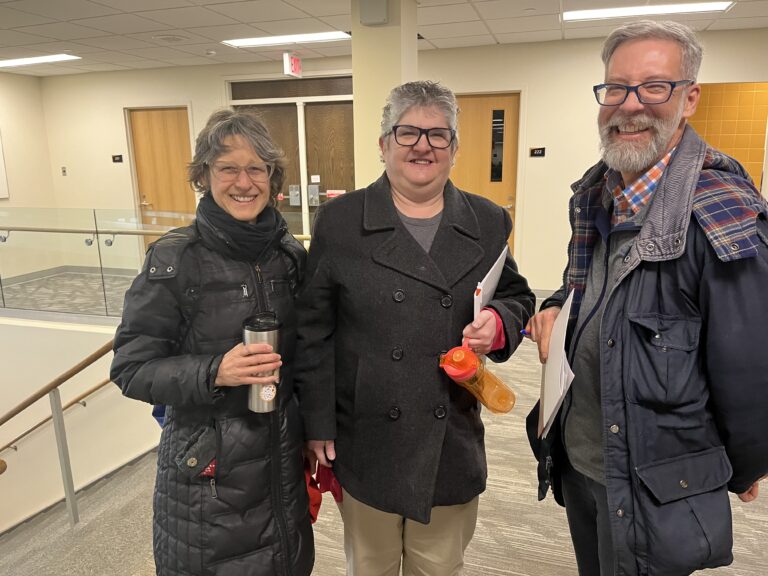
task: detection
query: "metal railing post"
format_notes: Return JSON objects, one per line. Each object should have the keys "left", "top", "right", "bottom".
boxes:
{"left": 49, "top": 388, "right": 79, "bottom": 526}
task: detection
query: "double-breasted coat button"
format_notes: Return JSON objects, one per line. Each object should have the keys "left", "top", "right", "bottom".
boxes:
{"left": 434, "top": 405, "right": 447, "bottom": 419}
{"left": 616, "top": 508, "right": 625, "bottom": 518}
{"left": 610, "top": 424, "right": 619, "bottom": 434}
{"left": 440, "top": 295, "right": 453, "bottom": 308}
{"left": 607, "top": 338, "right": 615, "bottom": 348}
{"left": 392, "top": 289, "right": 406, "bottom": 303}
{"left": 391, "top": 347, "right": 404, "bottom": 361}
{"left": 680, "top": 479, "right": 689, "bottom": 489}
{"left": 186, "top": 457, "right": 198, "bottom": 468}
{"left": 388, "top": 407, "right": 401, "bottom": 420}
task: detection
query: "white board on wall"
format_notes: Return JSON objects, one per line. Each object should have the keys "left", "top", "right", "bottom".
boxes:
{"left": 0, "top": 129, "right": 8, "bottom": 199}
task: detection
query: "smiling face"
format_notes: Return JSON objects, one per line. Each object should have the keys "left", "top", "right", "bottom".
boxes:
{"left": 209, "top": 135, "right": 271, "bottom": 223}
{"left": 598, "top": 37, "right": 700, "bottom": 184}
{"left": 379, "top": 105, "right": 456, "bottom": 204}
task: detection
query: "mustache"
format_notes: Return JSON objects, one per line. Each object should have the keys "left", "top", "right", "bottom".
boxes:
{"left": 602, "top": 112, "right": 658, "bottom": 131}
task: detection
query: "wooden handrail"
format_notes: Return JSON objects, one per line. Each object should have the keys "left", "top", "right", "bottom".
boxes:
{"left": 0, "top": 378, "right": 112, "bottom": 455}
{"left": 0, "top": 225, "right": 311, "bottom": 242}
{"left": 0, "top": 339, "right": 114, "bottom": 429}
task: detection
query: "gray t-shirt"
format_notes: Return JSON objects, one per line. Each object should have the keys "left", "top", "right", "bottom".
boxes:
{"left": 563, "top": 180, "right": 649, "bottom": 484}
{"left": 397, "top": 210, "right": 443, "bottom": 253}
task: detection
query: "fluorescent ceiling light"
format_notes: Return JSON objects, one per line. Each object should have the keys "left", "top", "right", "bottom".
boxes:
{"left": 563, "top": 2, "right": 733, "bottom": 22}
{"left": 222, "top": 31, "right": 351, "bottom": 48}
{"left": 0, "top": 53, "right": 81, "bottom": 68}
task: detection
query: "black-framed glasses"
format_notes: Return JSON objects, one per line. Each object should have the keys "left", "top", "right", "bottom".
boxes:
{"left": 210, "top": 162, "right": 274, "bottom": 184}
{"left": 391, "top": 124, "right": 456, "bottom": 149}
{"left": 593, "top": 80, "right": 693, "bottom": 106}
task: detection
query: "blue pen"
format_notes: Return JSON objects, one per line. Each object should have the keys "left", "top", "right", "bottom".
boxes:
{"left": 520, "top": 329, "right": 531, "bottom": 338}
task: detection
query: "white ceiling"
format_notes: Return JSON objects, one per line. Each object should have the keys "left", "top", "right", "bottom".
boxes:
{"left": 0, "top": 0, "right": 766, "bottom": 76}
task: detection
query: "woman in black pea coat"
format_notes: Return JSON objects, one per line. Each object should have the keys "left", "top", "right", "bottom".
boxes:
{"left": 111, "top": 109, "right": 313, "bottom": 576}
{"left": 296, "top": 81, "right": 535, "bottom": 575}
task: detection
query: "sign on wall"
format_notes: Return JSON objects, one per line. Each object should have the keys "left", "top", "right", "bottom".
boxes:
{"left": 0, "top": 129, "right": 8, "bottom": 199}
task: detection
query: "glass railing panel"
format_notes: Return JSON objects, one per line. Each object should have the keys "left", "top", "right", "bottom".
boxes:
{"left": 0, "top": 206, "right": 97, "bottom": 231}
{"left": 94, "top": 209, "right": 189, "bottom": 316}
{"left": 0, "top": 229, "right": 108, "bottom": 316}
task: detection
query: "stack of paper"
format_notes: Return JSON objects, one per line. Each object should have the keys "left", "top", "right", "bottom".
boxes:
{"left": 473, "top": 245, "right": 509, "bottom": 319}
{"left": 538, "top": 291, "right": 575, "bottom": 439}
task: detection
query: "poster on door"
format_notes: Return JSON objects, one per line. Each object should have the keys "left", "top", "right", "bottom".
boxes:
{"left": 0, "top": 129, "right": 8, "bottom": 199}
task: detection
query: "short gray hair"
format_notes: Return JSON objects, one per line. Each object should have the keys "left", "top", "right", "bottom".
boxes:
{"left": 380, "top": 80, "right": 459, "bottom": 149}
{"left": 188, "top": 108, "right": 286, "bottom": 205}
{"left": 602, "top": 20, "right": 703, "bottom": 81}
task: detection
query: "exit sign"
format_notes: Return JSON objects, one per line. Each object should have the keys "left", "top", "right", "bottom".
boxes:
{"left": 283, "top": 52, "right": 302, "bottom": 78}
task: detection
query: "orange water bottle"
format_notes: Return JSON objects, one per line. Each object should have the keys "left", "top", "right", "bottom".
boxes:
{"left": 439, "top": 345, "right": 516, "bottom": 414}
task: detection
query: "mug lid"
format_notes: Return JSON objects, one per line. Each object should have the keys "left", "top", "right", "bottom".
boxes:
{"left": 243, "top": 312, "right": 281, "bottom": 331}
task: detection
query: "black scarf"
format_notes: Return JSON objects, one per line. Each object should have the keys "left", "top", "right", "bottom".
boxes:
{"left": 196, "top": 193, "right": 284, "bottom": 263}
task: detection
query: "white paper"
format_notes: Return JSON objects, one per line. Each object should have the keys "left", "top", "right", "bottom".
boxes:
{"left": 538, "top": 290, "right": 575, "bottom": 438}
{"left": 473, "top": 245, "right": 509, "bottom": 319}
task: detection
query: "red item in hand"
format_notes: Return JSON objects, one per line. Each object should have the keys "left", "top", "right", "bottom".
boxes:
{"left": 305, "top": 461, "right": 323, "bottom": 523}
{"left": 316, "top": 465, "right": 343, "bottom": 503}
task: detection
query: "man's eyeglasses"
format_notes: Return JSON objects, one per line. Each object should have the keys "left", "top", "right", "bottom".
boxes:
{"left": 593, "top": 80, "right": 693, "bottom": 106}
{"left": 210, "top": 162, "right": 274, "bottom": 184}
{"left": 391, "top": 125, "right": 456, "bottom": 149}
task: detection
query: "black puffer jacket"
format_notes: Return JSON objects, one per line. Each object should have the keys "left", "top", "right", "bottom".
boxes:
{"left": 111, "top": 214, "right": 313, "bottom": 576}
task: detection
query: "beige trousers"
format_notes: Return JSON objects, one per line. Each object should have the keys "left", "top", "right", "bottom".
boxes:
{"left": 340, "top": 488, "right": 479, "bottom": 576}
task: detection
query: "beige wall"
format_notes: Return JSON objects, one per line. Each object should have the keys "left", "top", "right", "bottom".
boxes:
{"left": 1, "top": 29, "right": 767, "bottom": 290}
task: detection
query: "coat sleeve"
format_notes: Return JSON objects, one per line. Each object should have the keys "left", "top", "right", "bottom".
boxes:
{"left": 486, "top": 209, "right": 536, "bottom": 363}
{"left": 294, "top": 205, "right": 338, "bottom": 440}
{"left": 703, "top": 217, "right": 768, "bottom": 493}
{"left": 110, "top": 254, "right": 223, "bottom": 407}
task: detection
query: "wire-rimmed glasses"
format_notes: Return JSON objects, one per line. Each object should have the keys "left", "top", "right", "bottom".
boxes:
{"left": 210, "top": 162, "right": 274, "bottom": 184}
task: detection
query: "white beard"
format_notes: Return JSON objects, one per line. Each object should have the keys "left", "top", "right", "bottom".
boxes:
{"left": 599, "top": 101, "right": 684, "bottom": 177}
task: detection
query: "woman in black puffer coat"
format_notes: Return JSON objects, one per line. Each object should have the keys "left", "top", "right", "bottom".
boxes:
{"left": 111, "top": 108, "right": 313, "bottom": 576}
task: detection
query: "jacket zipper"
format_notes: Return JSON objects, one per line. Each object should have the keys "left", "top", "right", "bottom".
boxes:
{"left": 254, "top": 264, "right": 268, "bottom": 310}
{"left": 269, "top": 411, "right": 291, "bottom": 576}
{"left": 209, "top": 478, "right": 218, "bottom": 498}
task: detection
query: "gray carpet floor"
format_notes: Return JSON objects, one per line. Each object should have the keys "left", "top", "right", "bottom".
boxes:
{"left": 1, "top": 340, "right": 766, "bottom": 575}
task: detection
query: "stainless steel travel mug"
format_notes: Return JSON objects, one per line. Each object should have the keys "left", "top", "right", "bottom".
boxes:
{"left": 242, "top": 313, "right": 281, "bottom": 413}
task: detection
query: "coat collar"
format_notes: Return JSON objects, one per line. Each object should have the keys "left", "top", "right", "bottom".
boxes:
{"left": 363, "top": 173, "right": 484, "bottom": 291}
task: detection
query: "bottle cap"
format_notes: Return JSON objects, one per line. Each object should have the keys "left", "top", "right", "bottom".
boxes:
{"left": 440, "top": 345, "right": 478, "bottom": 381}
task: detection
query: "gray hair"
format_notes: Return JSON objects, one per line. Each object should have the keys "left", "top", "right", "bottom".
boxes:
{"left": 602, "top": 20, "right": 703, "bottom": 81}
{"left": 380, "top": 80, "right": 459, "bottom": 149}
{"left": 188, "top": 108, "right": 286, "bottom": 205}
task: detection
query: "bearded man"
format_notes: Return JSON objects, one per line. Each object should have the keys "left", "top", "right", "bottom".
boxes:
{"left": 525, "top": 20, "right": 768, "bottom": 576}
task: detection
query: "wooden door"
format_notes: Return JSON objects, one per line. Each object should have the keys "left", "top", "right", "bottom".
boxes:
{"left": 241, "top": 104, "right": 302, "bottom": 234}
{"left": 305, "top": 101, "right": 355, "bottom": 231}
{"left": 451, "top": 94, "right": 520, "bottom": 252}
{"left": 129, "top": 107, "right": 195, "bottom": 245}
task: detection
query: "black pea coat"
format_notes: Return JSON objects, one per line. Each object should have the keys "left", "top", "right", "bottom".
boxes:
{"left": 295, "top": 174, "right": 535, "bottom": 523}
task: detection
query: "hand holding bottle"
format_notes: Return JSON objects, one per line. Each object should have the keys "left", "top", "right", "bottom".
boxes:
{"left": 439, "top": 344, "right": 516, "bottom": 414}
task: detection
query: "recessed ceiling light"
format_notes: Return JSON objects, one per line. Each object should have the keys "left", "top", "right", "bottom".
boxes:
{"left": 222, "top": 31, "right": 351, "bottom": 48}
{"left": 0, "top": 54, "right": 81, "bottom": 68}
{"left": 562, "top": 2, "right": 733, "bottom": 22}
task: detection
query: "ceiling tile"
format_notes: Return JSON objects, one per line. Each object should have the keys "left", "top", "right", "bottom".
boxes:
{"left": 309, "top": 43, "right": 352, "bottom": 57}
{"left": 67, "top": 61, "right": 130, "bottom": 71}
{"left": 282, "top": 0, "right": 349, "bottom": 17}
{"left": 92, "top": 0, "right": 190, "bottom": 10}
{"left": 418, "top": 3, "right": 478, "bottom": 25}
{"left": 562, "top": 0, "right": 644, "bottom": 8}
{"left": 184, "top": 24, "right": 269, "bottom": 42}
{"left": 126, "top": 29, "right": 210, "bottom": 46}
{"left": 495, "top": 29, "right": 563, "bottom": 43}
{"left": 83, "top": 49, "right": 161, "bottom": 62}
{"left": 16, "top": 22, "right": 108, "bottom": 40}
{"left": 208, "top": 51, "right": 271, "bottom": 62}
{"left": 709, "top": 15, "right": 768, "bottom": 29}
{"left": 120, "top": 59, "right": 176, "bottom": 68}
{"left": 414, "top": 0, "right": 468, "bottom": 6}
{"left": 74, "top": 35, "right": 156, "bottom": 50}
{"left": 71, "top": 14, "right": 169, "bottom": 34}
{"left": 171, "top": 41, "right": 242, "bottom": 55}
{"left": 0, "top": 5, "right": 53, "bottom": 27}
{"left": 123, "top": 45, "right": 196, "bottom": 59}
{"left": 161, "top": 54, "right": 219, "bottom": 65}
{"left": 721, "top": 0, "right": 768, "bottom": 17}
{"left": 475, "top": 0, "right": 560, "bottom": 19}
{"left": 208, "top": 1, "right": 307, "bottom": 22}
{"left": 33, "top": 40, "right": 106, "bottom": 53}
{"left": 0, "top": 45, "right": 44, "bottom": 57}
{"left": 139, "top": 7, "right": 237, "bottom": 28}
{"left": 431, "top": 34, "right": 496, "bottom": 48}
{"left": 253, "top": 18, "right": 335, "bottom": 35}
{"left": 486, "top": 14, "right": 561, "bottom": 34}
{"left": 0, "top": 28, "right": 56, "bottom": 45}
{"left": 319, "top": 14, "right": 351, "bottom": 31}
{"left": 418, "top": 20, "right": 488, "bottom": 39}
{"left": 5, "top": 0, "right": 118, "bottom": 20}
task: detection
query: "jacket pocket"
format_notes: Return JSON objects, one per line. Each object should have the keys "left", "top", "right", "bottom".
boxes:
{"left": 626, "top": 313, "right": 703, "bottom": 408}
{"left": 174, "top": 424, "right": 217, "bottom": 478}
{"left": 634, "top": 447, "right": 734, "bottom": 574}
